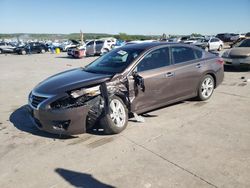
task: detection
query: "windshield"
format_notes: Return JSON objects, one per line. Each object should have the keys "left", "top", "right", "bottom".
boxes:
{"left": 85, "top": 48, "right": 144, "bottom": 74}
{"left": 237, "top": 39, "right": 250, "bottom": 47}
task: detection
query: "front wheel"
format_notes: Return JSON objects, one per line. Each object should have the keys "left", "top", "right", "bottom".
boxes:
{"left": 41, "top": 49, "right": 46, "bottom": 53}
{"left": 100, "top": 96, "right": 128, "bottom": 134}
{"left": 21, "top": 50, "right": 27, "bottom": 55}
{"left": 197, "top": 75, "right": 215, "bottom": 101}
{"left": 218, "top": 45, "right": 223, "bottom": 51}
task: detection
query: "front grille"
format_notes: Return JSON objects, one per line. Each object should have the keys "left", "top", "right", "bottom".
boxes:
{"left": 30, "top": 94, "right": 47, "bottom": 108}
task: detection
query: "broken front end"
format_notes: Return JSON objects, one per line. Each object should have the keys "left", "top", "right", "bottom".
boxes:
{"left": 28, "top": 79, "right": 131, "bottom": 135}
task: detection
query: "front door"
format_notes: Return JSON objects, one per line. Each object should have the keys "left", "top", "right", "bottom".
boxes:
{"left": 129, "top": 47, "right": 176, "bottom": 113}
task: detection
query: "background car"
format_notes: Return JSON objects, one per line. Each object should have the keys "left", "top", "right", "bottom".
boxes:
{"left": 85, "top": 39, "right": 113, "bottom": 56}
{"left": 59, "top": 40, "right": 80, "bottom": 51}
{"left": 15, "top": 42, "right": 48, "bottom": 55}
{"left": 230, "top": 33, "right": 245, "bottom": 41}
{"left": 194, "top": 37, "right": 223, "bottom": 51}
{"left": 216, "top": 33, "right": 236, "bottom": 42}
{"left": 0, "top": 42, "right": 16, "bottom": 54}
{"left": 222, "top": 38, "right": 250, "bottom": 67}
{"left": 182, "top": 37, "right": 205, "bottom": 44}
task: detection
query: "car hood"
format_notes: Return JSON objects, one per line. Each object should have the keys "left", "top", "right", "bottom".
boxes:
{"left": 33, "top": 68, "right": 112, "bottom": 95}
{"left": 229, "top": 47, "right": 250, "bottom": 57}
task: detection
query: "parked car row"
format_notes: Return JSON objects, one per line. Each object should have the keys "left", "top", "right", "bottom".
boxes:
{"left": 67, "top": 39, "right": 119, "bottom": 58}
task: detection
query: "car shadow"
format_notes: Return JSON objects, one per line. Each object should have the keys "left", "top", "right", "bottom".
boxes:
{"left": 55, "top": 168, "right": 115, "bottom": 188}
{"left": 9, "top": 105, "right": 76, "bottom": 139}
{"left": 224, "top": 65, "right": 250, "bottom": 72}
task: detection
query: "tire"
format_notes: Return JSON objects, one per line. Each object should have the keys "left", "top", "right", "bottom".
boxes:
{"left": 0, "top": 49, "right": 2, "bottom": 54}
{"left": 100, "top": 96, "right": 128, "bottom": 134}
{"left": 21, "top": 50, "right": 26, "bottom": 55}
{"left": 218, "top": 45, "right": 223, "bottom": 51}
{"left": 205, "top": 46, "right": 209, "bottom": 51}
{"left": 41, "top": 49, "right": 45, "bottom": 53}
{"left": 197, "top": 75, "right": 215, "bottom": 101}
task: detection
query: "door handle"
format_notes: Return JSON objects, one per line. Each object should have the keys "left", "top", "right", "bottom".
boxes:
{"left": 166, "top": 72, "right": 174, "bottom": 78}
{"left": 196, "top": 63, "right": 201, "bottom": 68}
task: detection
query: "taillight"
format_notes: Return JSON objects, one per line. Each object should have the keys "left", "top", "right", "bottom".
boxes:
{"left": 216, "top": 58, "right": 224, "bottom": 65}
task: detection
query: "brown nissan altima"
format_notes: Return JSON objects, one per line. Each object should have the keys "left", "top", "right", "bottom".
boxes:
{"left": 28, "top": 42, "right": 224, "bottom": 135}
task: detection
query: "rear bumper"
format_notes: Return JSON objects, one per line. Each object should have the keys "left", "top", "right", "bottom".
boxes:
{"left": 28, "top": 105, "right": 90, "bottom": 135}
{"left": 215, "top": 66, "right": 224, "bottom": 88}
{"left": 223, "top": 57, "right": 250, "bottom": 66}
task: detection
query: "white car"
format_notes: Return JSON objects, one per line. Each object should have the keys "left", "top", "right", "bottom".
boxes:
{"left": 0, "top": 42, "right": 16, "bottom": 54}
{"left": 85, "top": 39, "right": 113, "bottom": 56}
{"left": 194, "top": 37, "right": 224, "bottom": 51}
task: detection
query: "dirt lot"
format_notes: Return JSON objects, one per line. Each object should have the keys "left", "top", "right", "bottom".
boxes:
{"left": 0, "top": 52, "right": 250, "bottom": 188}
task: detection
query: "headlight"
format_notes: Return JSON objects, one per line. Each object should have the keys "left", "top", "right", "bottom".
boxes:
{"left": 222, "top": 50, "right": 230, "bottom": 58}
{"left": 70, "top": 85, "right": 100, "bottom": 98}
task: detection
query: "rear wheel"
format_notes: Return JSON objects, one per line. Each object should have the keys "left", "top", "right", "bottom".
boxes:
{"left": 21, "top": 50, "right": 26, "bottom": 55}
{"left": 100, "top": 96, "right": 128, "bottom": 134}
{"left": 0, "top": 49, "right": 2, "bottom": 54}
{"left": 197, "top": 75, "right": 215, "bottom": 101}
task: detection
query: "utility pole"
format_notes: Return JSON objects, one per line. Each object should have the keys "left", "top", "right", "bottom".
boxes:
{"left": 80, "top": 30, "right": 84, "bottom": 45}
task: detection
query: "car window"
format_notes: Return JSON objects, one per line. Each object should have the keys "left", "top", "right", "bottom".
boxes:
{"left": 171, "top": 46, "right": 197, "bottom": 64}
{"left": 87, "top": 41, "right": 94, "bottom": 46}
{"left": 96, "top": 41, "right": 104, "bottom": 45}
{"left": 137, "top": 47, "right": 170, "bottom": 72}
{"left": 211, "top": 38, "right": 219, "bottom": 42}
{"left": 238, "top": 39, "right": 250, "bottom": 47}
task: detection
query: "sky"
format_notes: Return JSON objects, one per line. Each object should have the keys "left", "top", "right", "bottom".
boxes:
{"left": 0, "top": 0, "right": 249, "bottom": 35}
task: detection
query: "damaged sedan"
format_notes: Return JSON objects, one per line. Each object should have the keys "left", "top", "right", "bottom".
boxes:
{"left": 28, "top": 42, "right": 224, "bottom": 135}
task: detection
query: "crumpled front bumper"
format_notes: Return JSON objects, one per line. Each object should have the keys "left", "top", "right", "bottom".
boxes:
{"left": 28, "top": 105, "right": 91, "bottom": 135}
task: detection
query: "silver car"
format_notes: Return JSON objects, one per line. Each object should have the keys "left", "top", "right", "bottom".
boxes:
{"left": 86, "top": 40, "right": 113, "bottom": 56}
{"left": 0, "top": 42, "right": 16, "bottom": 54}
{"left": 222, "top": 38, "right": 250, "bottom": 66}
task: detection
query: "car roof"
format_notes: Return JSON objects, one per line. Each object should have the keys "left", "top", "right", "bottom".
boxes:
{"left": 123, "top": 42, "right": 176, "bottom": 49}
{"left": 121, "top": 42, "right": 197, "bottom": 51}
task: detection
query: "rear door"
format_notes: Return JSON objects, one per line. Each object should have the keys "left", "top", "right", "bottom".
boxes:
{"left": 170, "top": 46, "right": 204, "bottom": 98}
{"left": 86, "top": 41, "right": 95, "bottom": 55}
{"left": 129, "top": 47, "right": 176, "bottom": 112}
{"left": 95, "top": 40, "right": 104, "bottom": 54}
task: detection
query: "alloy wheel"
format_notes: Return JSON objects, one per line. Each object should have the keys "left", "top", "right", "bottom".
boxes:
{"left": 201, "top": 77, "right": 214, "bottom": 99}
{"left": 109, "top": 99, "right": 126, "bottom": 128}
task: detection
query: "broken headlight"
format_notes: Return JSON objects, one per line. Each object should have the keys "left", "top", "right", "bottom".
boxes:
{"left": 51, "top": 85, "right": 101, "bottom": 109}
{"left": 70, "top": 85, "right": 100, "bottom": 98}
